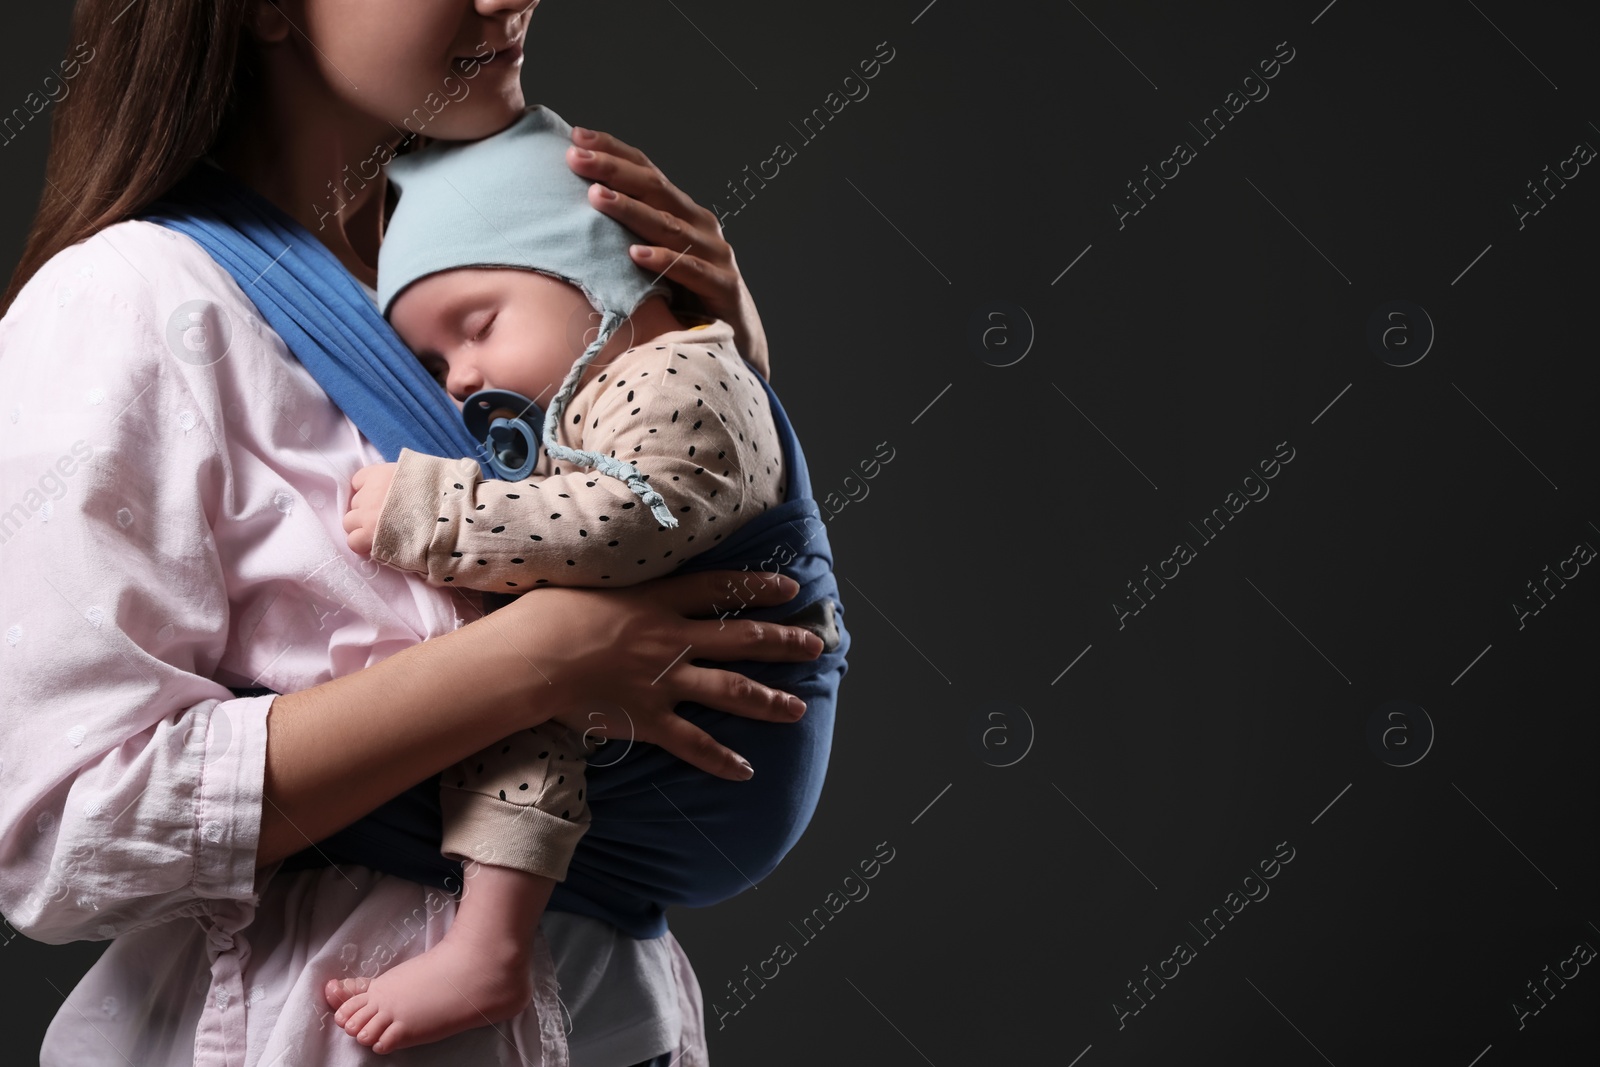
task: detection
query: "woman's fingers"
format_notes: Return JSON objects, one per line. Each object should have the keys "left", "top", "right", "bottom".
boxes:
{"left": 565, "top": 126, "right": 769, "bottom": 372}
{"left": 568, "top": 143, "right": 714, "bottom": 233}
{"left": 622, "top": 239, "right": 737, "bottom": 306}
{"left": 672, "top": 661, "right": 807, "bottom": 724}
{"left": 658, "top": 568, "right": 793, "bottom": 614}
{"left": 569, "top": 125, "right": 651, "bottom": 168}
{"left": 688, "top": 614, "right": 823, "bottom": 665}
{"left": 584, "top": 181, "right": 720, "bottom": 255}
{"left": 642, "top": 714, "right": 756, "bottom": 782}
{"left": 656, "top": 569, "right": 822, "bottom": 655}
{"left": 577, "top": 162, "right": 746, "bottom": 315}
{"left": 566, "top": 126, "right": 691, "bottom": 206}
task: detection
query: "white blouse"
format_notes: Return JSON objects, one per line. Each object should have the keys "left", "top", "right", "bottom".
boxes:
{"left": 0, "top": 219, "right": 702, "bottom": 1067}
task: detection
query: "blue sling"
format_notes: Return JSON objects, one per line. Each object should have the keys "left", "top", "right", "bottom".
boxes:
{"left": 139, "top": 162, "right": 849, "bottom": 939}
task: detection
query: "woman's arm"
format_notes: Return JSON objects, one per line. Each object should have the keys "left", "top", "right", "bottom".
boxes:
{"left": 566, "top": 126, "right": 771, "bottom": 381}
{"left": 0, "top": 270, "right": 270, "bottom": 944}
{"left": 257, "top": 569, "right": 817, "bottom": 867}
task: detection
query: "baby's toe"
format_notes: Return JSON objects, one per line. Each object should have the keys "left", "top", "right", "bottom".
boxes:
{"left": 325, "top": 976, "right": 368, "bottom": 1012}
{"left": 356, "top": 1010, "right": 393, "bottom": 1047}
{"left": 332, "top": 990, "right": 367, "bottom": 1026}
{"left": 343, "top": 1001, "right": 380, "bottom": 1036}
{"left": 373, "top": 1020, "right": 409, "bottom": 1055}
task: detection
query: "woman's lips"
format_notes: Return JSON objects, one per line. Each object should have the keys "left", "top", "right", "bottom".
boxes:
{"left": 455, "top": 43, "right": 524, "bottom": 73}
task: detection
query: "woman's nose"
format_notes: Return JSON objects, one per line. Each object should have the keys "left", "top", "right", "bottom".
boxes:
{"left": 477, "top": 0, "right": 536, "bottom": 24}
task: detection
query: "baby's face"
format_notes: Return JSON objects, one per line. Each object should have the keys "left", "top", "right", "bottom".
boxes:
{"left": 388, "top": 267, "right": 600, "bottom": 405}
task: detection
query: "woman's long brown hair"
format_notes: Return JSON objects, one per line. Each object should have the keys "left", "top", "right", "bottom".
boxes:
{"left": 1, "top": 0, "right": 423, "bottom": 319}
{"left": 0, "top": 0, "right": 259, "bottom": 317}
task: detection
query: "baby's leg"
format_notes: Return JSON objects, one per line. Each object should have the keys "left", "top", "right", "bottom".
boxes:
{"left": 322, "top": 723, "right": 591, "bottom": 1054}
{"left": 324, "top": 864, "right": 553, "bottom": 1053}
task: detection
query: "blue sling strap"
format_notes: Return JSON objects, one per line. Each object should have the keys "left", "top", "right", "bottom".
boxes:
{"left": 142, "top": 162, "right": 491, "bottom": 472}
{"left": 138, "top": 162, "right": 848, "bottom": 939}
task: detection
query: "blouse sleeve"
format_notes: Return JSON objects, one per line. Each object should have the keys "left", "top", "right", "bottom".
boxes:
{"left": 0, "top": 250, "right": 271, "bottom": 944}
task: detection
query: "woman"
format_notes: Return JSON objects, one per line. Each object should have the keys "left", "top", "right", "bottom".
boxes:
{"left": 0, "top": 2, "right": 839, "bottom": 1064}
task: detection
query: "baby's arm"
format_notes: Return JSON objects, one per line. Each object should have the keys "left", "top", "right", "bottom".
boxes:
{"left": 360, "top": 344, "right": 781, "bottom": 592}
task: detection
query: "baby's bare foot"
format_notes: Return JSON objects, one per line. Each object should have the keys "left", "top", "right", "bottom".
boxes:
{"left": 322, "top": 930, "right": 533, "bottom": 1054}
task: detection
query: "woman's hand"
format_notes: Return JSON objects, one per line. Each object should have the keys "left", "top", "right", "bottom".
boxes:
{"left": 489, "top": 570, "right": 820, "bottom": 781}
{"left": 566, "top": 125, "right": 771, "bottom": 380}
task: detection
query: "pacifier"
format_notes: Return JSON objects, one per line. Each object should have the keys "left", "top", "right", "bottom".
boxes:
{"left": 462, "top": 389, "right": 544, "bottom": 481}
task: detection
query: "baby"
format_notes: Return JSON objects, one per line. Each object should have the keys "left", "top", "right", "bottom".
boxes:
{"left": 324, "top": 105, "right": 836, "bottom": 1053}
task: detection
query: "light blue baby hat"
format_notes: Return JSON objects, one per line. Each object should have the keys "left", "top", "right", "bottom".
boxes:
{"left": 377, "top": 104, "right": 676, "bottom": 525}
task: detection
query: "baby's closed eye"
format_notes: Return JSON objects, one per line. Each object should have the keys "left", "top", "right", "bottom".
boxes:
{"left": 419, "top": 355, "right": 447, "bottom": 386}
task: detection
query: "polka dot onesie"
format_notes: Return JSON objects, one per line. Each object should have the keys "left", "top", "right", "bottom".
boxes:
{"left": 370, "top": 317, "right": 785, "bottom": 881}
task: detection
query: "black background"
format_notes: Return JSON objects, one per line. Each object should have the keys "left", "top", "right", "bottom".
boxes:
{"left": 2, "top": 1, "right": 1597, "bottom": 1064}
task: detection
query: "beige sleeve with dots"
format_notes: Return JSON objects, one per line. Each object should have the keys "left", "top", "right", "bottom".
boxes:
{"left": 370, "top": 333, "right": 786, "bottom": 592}
{"left": 439, "top": 720, "right": 592, "bottom": 880}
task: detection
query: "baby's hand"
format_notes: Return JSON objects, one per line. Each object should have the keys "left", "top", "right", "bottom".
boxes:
{"left": 342, "top": 462, "right": 399, "bottom": 556}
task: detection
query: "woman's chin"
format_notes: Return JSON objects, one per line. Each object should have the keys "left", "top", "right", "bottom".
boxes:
{"left": 416, "top": 92, "right": 528, "bottom": 143}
